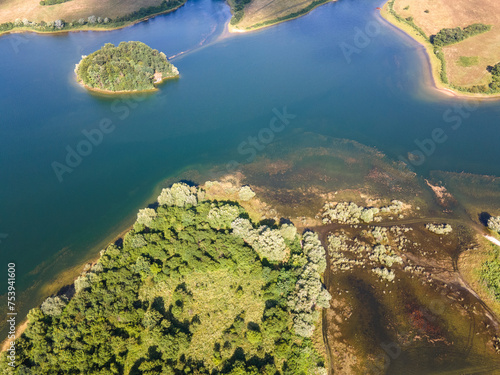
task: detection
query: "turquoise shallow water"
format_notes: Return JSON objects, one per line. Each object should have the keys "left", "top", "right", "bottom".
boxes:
{"left": 1, "top": 0, "right": 500, "bottom": 366}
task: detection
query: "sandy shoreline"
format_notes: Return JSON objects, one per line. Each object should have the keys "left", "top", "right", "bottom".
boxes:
{"left": 380, "top": 1, "right": 500, "bottom": 101}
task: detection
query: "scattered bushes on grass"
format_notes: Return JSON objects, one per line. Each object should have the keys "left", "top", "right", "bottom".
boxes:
{"left": 425, "top": 223, "right": 453, "bottom": 235}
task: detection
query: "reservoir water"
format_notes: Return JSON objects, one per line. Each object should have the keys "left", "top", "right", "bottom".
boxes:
{"left": 1, "top": 0, "right": 500, "bottom": 369}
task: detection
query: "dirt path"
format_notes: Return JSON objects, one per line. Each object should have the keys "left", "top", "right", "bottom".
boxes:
{"left": 0, "top": 319, "right": 28, "bottom": 353}
{"left": 485, "top": 235, "right": 500, "bottom": 247}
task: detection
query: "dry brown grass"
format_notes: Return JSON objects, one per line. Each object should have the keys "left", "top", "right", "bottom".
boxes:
{"left": 392, "top": 0, "right": 500, "bottom": 87}
{"left": 233, "top": 0, "right": 331, "bottom": 30}
{"left": 183, "top": 269, "right": 266, "bottom": 367}
{"left": 0, "top": 0, "right": 165, "bottom": 23}
{"left": 458, "top": 235, "right": 500, "bottom": 319}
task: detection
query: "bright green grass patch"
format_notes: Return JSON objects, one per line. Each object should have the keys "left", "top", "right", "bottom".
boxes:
{"left": 457, "top": 56, "right": 479, "bottom": 67}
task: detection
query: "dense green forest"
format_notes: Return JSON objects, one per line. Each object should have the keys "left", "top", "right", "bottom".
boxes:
{"left": 432, "top": 23, "right": 491, "bottom": 47}
{"left": 76, "top": 41, "right": 179, "bottom": 92}
{"left": 0, "top": 183, "right": 330, "bottom": 374}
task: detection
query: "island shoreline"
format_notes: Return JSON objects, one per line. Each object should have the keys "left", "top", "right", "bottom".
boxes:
{"left": 74, "top": 74, "right": 180, "bottom": 95}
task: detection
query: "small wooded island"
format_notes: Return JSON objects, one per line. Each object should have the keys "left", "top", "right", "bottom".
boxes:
{"left": 75, "top": 41, "right": 179, "bottom": 93}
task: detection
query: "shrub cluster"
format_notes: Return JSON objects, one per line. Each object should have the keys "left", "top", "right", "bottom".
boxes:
{"left": 158, "top": 182, "right": 198, "bottom": 207}
{"left": 288, "top": 232, "right": 331, "bottom": 337}
{"left": 238, "top": 185, "right": 256, "bottom": 201}
{"left": 372, "top": 267, "right": 396, "bottom": 282}
{"left": 231, "top": 218, "right": 288, "bottom": 262}
{"left": 369, "top": 245, "right": 402, "bottom": 268}
{"left": 425, "top": 223, "right": 452, "bottom": 235}
{"left": 327, "top": 230, "right": 403, "bottom": 283}
{"left": 207, "top": 204, "right": 240, "bottom": 230}
{"left": 488, "top": 216, "right": 500, "bottom": 233}
{"left": 322, "top": 202, "right": 379, "bottom": 224}
{"left": 322, "top": 200, "right": 405, "bottom": 224}
{"left": 432, "top": 24, "right": 491, "bottom": 47}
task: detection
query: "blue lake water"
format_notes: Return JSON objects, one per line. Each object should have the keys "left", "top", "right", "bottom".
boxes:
{"left": 1, "top": 0, "right": 500, "bottom": 365}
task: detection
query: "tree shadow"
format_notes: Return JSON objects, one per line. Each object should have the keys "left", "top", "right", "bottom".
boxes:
{"left": 56, "top": 283, "right": 75, "bottom": 299}
{"left": 279, "top": 217, "right": 293, "bottom": 225}
{"left": 247, "top": 321, "right": 260, "bottom": 332}
{"left": 479, "top": 212, "right": 491, "bottom": 227}
{"left": 259, "top": 218, "right": 276, "bottom": 227}
{"left": 179, "top": 179, "right": 198, "bottom": 187}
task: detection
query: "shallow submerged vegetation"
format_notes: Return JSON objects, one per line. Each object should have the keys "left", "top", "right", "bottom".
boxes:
{"left": 0, "top": 183, "right": 330, "bottom": 374}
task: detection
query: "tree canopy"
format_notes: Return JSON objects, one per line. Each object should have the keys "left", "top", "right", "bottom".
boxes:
{"left": 76, "top": 41, "right": 179, "bottom": 92}
{"left": 0, "top": 183, "right": 330, "bottom": 374}
{"left": 432, "top": 23, "right": 491, "bottom": 47}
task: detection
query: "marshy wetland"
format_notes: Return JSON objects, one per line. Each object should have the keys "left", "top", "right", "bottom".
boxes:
{"left": 159, "top": 133, "right": 500, "bottom": 373}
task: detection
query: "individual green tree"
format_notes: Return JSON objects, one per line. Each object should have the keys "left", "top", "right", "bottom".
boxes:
{"left": 158, "top": 182, "right": 198, "bottom": 207}
{"left": 238, "top": 185, "right": 256, "bottom": 201}
{"left": 207, "top": 204, "right": 240, "bottom": 229}
{"left": 255, "top": 227, "right": 287, "bottom": 262}
{"left": 136, "top": 207, "right": 157, "bottom": 226}
{"left": 40, "top": 295, "right": 68, "bottom": 316}
{"left": 280, "top": 223, "right": 297, "bottom": 241}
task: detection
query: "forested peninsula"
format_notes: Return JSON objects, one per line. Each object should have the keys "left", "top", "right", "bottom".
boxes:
{"left": 0, "top": 182, "right": 330, "bottom": 374}
{"left": 75, "top": 42, "right": 179, "bottom": 93}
